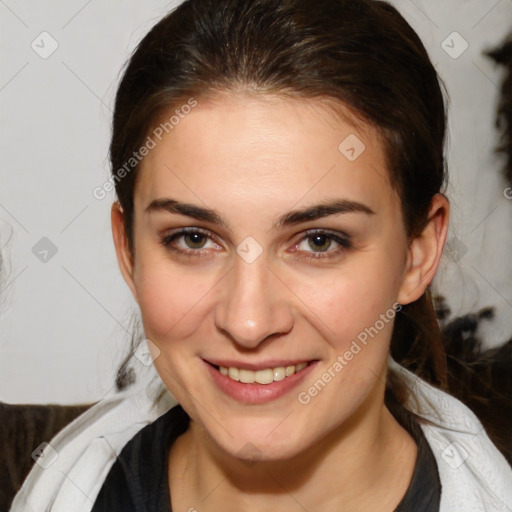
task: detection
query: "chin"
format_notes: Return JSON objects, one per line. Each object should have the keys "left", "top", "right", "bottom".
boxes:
{"left": 203, "top": 414, "right": 312, "bottom": 463}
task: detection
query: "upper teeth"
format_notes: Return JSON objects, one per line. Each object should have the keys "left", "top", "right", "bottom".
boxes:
{"left": 219, "top": 363, "right": 308, "bottom": 384}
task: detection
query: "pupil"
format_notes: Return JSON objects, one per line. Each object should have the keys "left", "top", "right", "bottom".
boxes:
{"left": 186, "top": 233, "right": 206, "bottom": 248}
{"left": 309, "top": 234, "right": 330, "bottom": 252}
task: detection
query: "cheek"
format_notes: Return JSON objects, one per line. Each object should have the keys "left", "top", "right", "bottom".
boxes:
{"left": 133, "top": 255, "right": 217, "bottom": 342}
{"left": 290, "top": 259, "right": 400, "bottom": 344}
{"left": 133, "top": 259, "right": 216, "bottom": 405}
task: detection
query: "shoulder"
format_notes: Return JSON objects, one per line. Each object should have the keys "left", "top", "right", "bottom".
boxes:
{"left": 10, "top": 368, "right": 175, "bottom": 512}
{"left": 390, "top": 359, "right": 512, "bottom": 511}
{"left": 92, "top": 404, "right": 189, "bottom": 512}
{"left": 100, "top": 401, "right": 189, "bottom": 478}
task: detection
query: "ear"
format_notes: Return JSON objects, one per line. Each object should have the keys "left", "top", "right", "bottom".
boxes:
{"left": 111, "top": 201, "right": 139, "bottom": 303}
{"left": 397, "top": 193, "right": 450, "bottom": 305}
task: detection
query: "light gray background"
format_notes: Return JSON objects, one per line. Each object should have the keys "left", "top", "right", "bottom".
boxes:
{"left": 1, "top": 0, "right": 512, "bottom": 404}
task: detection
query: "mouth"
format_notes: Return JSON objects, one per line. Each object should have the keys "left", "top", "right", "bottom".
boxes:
{"left": 208, "top": 361, "right": 312, "bottom": 384}
{"left": 203, "top": 359, "right": 318, "bottom": 404}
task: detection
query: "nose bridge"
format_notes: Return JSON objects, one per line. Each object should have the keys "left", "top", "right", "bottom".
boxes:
{"left": 215, "top": 254, "right": 293, "bottom": 348}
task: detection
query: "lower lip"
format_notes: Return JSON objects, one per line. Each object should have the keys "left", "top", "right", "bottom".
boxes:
{"left": 204, "top": 360, "right": 318, "bottom": 404}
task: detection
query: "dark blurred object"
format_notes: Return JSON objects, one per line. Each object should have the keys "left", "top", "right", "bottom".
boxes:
{"left": 486, "top": 32, "right": 512, "bottom": 187}
{"left": 0, "top": 402, "right": 92, "bottom": 511}
{"left": 434, "top": 295, "right": 512, "bottom": 466}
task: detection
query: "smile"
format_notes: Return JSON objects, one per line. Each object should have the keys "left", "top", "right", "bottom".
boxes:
{"left": 204, "top": 359, "right": 318, "bottom": 404}
{"left": 218, "top": 363, "right": 308, "bottom": 384}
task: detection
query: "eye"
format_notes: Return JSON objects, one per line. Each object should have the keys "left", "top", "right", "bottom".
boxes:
{"left": 293, "top": 229, "right": 353, "bottom": 259}
{"left": 160, "top": 227, "right": 352, "bottom": 260}
{"left": 160, "top": 227, "right": 222, "bottom": 256}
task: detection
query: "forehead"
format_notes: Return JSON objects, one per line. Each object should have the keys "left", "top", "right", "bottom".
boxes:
{"left": 134, "top": 94, "right": 398, "bottom": 220}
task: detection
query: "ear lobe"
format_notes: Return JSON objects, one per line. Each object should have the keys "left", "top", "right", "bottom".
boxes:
{"left": 397, "top": 193, "right": 450, "bottom": 305}
{"left": 111, "top": 202, "right": 138, "bottom": 302}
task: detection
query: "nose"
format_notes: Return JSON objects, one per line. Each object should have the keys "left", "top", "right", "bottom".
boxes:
{"left": 214, "top": 255, "right": 294, "bottom": 349}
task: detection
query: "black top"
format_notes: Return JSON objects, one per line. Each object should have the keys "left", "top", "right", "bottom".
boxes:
{"left": 92, "top": 404, "right": 441, "bottom": 512}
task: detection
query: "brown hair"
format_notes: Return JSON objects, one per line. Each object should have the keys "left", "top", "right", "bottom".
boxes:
{"left": 110, "top": 0, "right": 449, "bottom": 393}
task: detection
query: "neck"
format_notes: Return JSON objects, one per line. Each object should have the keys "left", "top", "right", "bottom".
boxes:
{"left": 168, "top": 382, "right": 417, "bottom": 512}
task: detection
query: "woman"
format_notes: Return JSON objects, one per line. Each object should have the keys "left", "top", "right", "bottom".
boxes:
{"left": 11, "top": 0, "right": 512, "bottom": 510}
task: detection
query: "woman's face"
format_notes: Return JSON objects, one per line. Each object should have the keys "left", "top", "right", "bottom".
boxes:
{"left": 115, "top": 94, "right": 430, "bottom": 461}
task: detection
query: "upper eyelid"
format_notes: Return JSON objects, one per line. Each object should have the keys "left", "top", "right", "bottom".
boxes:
{"left": 164, "top": 227, "right": 222, "bottom": 245}
{"left": 300, "top": 227, "right": 351, "bottom": 239}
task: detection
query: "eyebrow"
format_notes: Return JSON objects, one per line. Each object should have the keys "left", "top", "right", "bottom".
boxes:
{"left": 145, "top": 197, "right": 375, "bottom": 228}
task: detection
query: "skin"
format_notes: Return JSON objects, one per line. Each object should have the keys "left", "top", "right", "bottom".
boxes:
{"left": 111, "top": 93, "right": 449, "bottom": 511}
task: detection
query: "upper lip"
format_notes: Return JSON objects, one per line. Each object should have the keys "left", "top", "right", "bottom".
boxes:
{"left": 204, "top": 358, "right": 315, "bottom": 371}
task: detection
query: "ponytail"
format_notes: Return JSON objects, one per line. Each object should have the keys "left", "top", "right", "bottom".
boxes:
{"left": 389, "top": 287, "right": 448, "bottom": 391}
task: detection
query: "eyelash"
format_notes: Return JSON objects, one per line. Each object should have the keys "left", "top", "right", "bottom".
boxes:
{"left": 159, "top": 227, "right": 354, "bottom": 260}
